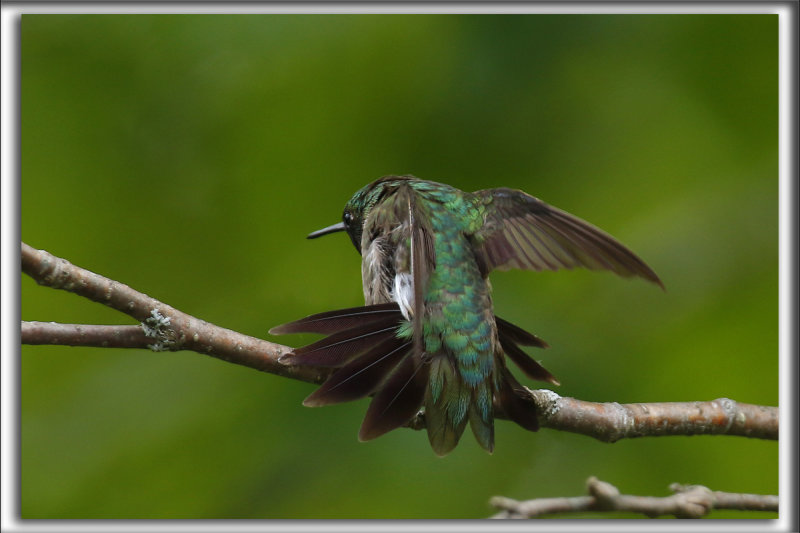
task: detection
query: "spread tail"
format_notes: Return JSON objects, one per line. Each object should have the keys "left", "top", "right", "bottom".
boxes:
{"left": 271, "top": 307, "right": 557, "bottom": 454}
{"left": 272, "top": 304, "right": 428, "bottom": 440}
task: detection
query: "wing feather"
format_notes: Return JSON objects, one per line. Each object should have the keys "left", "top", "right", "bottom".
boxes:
{"left": 472, "top": 188, "right": 663, "bottom": 288}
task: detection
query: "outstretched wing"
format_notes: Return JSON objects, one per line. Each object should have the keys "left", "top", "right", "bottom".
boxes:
{"left": 472, "top": 188, "right": 663, "bottom": 288}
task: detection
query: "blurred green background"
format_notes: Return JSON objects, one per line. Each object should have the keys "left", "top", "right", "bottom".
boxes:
{"left": 20, "top": 14, "right": 778, "bottom": 519}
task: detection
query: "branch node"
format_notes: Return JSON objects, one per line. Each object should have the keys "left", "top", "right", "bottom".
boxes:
{"left": 526, "top": 387, "right": 561, "bottom": 419}
{"left": 587, "top": 477, "right": 620, "bottom": 509}
{"left": 141, "top": 308, "right": 176, "bottom": 352}
{"left": 671, "top": 484, "right": 714, "bottom": 518}
{"left": 712, "top": 397, "right": 737, "bottom": 433}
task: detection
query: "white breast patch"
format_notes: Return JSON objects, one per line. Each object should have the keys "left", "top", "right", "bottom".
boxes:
{"left": 393, "top": 272, "right": 415, "bottom": 320}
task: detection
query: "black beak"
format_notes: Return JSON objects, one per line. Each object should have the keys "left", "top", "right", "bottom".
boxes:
{"left": 307, "top": 221, "right": 346, "bottom": 239}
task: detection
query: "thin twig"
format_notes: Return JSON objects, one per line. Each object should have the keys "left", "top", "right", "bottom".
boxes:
{"left": 21, "top": 242, "right": 779, "bottom": 441}
{"left": 489, "top": 477, "right": 779, "bottom": 518}
{"left": 21, "top": 322, "right": 151, "bottom": 349}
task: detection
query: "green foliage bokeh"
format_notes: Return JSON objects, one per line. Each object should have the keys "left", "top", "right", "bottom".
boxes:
{"left": 21, "top": 14, "right": 778, "bottom": 519}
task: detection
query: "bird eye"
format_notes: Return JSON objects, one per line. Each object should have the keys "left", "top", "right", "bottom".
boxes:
{"left": 343, "top": 211, "right": 353, "bottom": 227}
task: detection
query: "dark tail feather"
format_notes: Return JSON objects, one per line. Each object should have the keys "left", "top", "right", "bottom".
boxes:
{"left": 303, "top": 336, "right": 412, "bottom": 407}
{"left": 269, "top": 303, "right": 401, "bottom": 335}
{"left": 468, "top": 385, "right": 495, "bottom": 454}
{"left": 496, "top": 368, "right": 539, "bottom": 432}
{"left": 498, "top": 328, "right": 560, "bottom": 386}
{"left": 495, "top": 315, "right": 549, "bottom": 348}
{"left": 424, "top": 357, "right": 469, "bottom": 457}
{"left": 359, "top": 355, "right": 429, "bottom": 441}
{"left": 283, "top": 316, "right": 402, "bottom": 367}
{"left": 425, "top": 403, "right": 468, "bottom": 457}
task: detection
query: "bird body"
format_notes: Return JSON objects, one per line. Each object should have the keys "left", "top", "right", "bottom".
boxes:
{"left": 271, "top": 175, "right": 661, "bottom": 455}
{"left": 354, "top": 179, "right": 500, "bottom": 452}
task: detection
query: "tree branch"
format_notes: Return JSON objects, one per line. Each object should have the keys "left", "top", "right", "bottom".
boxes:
{"left": 21, "top": 242, "right": 778, "bottom": 441}
{"left": 523, "top": 389, "right": 778, "bottom": 442}
{"left": 489, "top": 477, "right": 779, "bottom": 518}
{"left": 21, "top": 242, "right": 329, "bottom": 386}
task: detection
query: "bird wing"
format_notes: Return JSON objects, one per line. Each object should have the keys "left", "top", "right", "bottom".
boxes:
{"left": 471, "top": 187, "right": 663, "bottom": 288}
{"left": 405, "top": 185, "right": 436, "bottom": 359}
{"left": 367, "top": 183, "right": 436, "bottom": 356}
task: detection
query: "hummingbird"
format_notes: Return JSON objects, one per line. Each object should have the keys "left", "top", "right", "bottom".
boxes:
{"left": 271, "top": 175, "right": 661, "bottom": 455}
